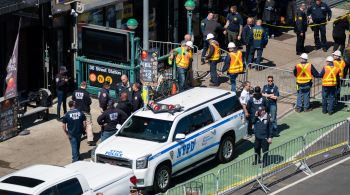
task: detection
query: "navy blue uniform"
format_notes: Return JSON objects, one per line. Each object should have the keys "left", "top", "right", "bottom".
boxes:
{"left": 132, "top": 90, "right": 143, "bottom": 112}
{"left": 55, "top": 73, "right": 69, "bottom": 117}
{"left": 262, "top": 84, "right": 279, "bottom": 133}
{"left": 97, "top": 108, "right": 128, "bottom": 141}
{"left": 98, "top": 88, "right": 110, "bottom": 111}
{"left": 72, "top": 88, "right": 91, "bottom": 113}
{"left": 247, "top": 26, "right": 268, "bottom": 66}
{"left": 295, "top": 9, "right": 308, "bottom": 54}
{"left": 242, "top": 24, "right": 254, "bottom": 62}
{"left": 116, "top": 100, "right": 133, "bottom": 117}
{"left": 115, "top": 82, "right": 133, "bottom": 102}
{"left": 62, "top": 109, "right": 86, "bottom": 162}
{"left": 226, "top": 12, "right": 243, "bottom": 45}
{"left": 252, "top": 113, "right": 273, "bottom": 165}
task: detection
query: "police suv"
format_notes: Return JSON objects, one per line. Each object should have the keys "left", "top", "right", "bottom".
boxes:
{"left": 93, "top": 87, "right": 247, "bottom": 192}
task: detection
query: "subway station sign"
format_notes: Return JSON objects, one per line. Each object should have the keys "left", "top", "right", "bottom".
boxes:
{"left": 88, "top": 64, "right": 122, "bottom": 88}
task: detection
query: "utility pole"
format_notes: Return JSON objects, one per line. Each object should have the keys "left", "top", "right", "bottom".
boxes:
{"left": 143, "top": 0, "right": 149, "bottom": 50}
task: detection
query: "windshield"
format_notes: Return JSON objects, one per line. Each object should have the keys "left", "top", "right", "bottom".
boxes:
{"left": 117, "top": 116, "right": 173, "bottom": 143}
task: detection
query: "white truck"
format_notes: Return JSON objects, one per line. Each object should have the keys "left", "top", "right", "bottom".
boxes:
{"left": 0, "top": 161, "right": 136, "bottom": 195}
{"left": 93, "top": 87, "right": 248, "bottom": 192}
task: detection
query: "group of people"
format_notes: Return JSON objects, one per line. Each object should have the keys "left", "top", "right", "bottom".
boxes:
{"left": 57, "top": 73, "right": 144, "bottom": 162}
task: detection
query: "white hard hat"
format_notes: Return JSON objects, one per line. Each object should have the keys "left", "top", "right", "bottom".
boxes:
{"left": 228, "top": 42, "right": 236, "bottom": 48}
{"left": 206, "top": 33, "right": 214, "bottom": 40}
{"left": 326, "top": 56, "right": 334, "bottom": 62}
{"left": 300, "top": 53, "right": 308, "bottom": 60}
{"left": 185, "top": 41, "right": 194, "bottom": 48}
{"left": 332, "top": 50, "right": 341, "bottom": 57}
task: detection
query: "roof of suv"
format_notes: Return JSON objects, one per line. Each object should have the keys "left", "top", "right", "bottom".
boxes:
{"left": 134, "top": 87, "right": 233, "bottom": 121}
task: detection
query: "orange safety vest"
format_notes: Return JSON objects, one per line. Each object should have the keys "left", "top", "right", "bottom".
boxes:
{"left": 296, "top": 63, "right": 312, "bottom": 84}
{"left": 207, "top": 40, "right": 220, "bottom": 61}
{"left": 175, "top": 47, "right": 192, "bottom": 69}
{"left": 333, "top": 59, "right": 346, "bottom": 79}
{"left": 322, "top": 65, "right": 339, "bottom": 87}
{"left": 228, "top": 51, "right": 244, "bottom": 74}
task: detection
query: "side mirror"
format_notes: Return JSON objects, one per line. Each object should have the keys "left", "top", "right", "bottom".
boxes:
{"left": 116, "top": 124, "right": 122, "bottom": 130}
{"left": 175, "top": 133, "right": 186, "bottom": 140}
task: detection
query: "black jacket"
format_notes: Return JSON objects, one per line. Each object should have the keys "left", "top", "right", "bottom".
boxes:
{"left": 115, "top": 82, "right": 133, "bottom": 102}
{"left": 294, "top": 9, "right": 308, "bottom": 33}
{"left": 252, "top": 113, "right": 273, "bottom": 139}
{"left": 98, "top": 88, "right": 110, "bottom": 111}
{"left": 332, "top": 16, "right": 349, "bottom": 38}
{"left": 203, "top": 20, "right": 223, "bottom": 38}
{"left": 132, "top": 90, "right": 143, "bottom": 112}
{"left": 72, "top": 88, "right": 91, "bottom": 113}
{"left": 55, "top": 73, "right": 69, "bottom": 92}
{"left": 262, "top": 0, "right": 277, "bottom": 23}
{"left": 97, "top": 108, "right": 128, "bottom": 131}
{"left": 242, "top": 24, "right": 254, "bottom": 45}
{"left": 116, "top": 100, "right": 133, "bottom": 117}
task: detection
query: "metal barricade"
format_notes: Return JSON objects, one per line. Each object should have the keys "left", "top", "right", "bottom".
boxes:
{"left": 217, "top": 154, "right": 261, "bottom": 194}
{"left": 165, "top": 173, "right": 217, "bottom": 195}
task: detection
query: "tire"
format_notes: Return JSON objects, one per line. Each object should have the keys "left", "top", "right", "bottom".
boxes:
{"left": 153, "top": 164, "right": 171, "bottom": 193}
{"left": 217, "top": 135, "right": 235, "bottom": 163}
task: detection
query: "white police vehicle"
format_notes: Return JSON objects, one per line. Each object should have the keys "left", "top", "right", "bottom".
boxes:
{"left": 93, "top": 87, "right": 247, "bottom": 192}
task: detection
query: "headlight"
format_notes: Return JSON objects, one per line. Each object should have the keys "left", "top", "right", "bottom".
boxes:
{"left": 136, "top": 154, "right": 151, "bottom": 169}
{"left": 91, "top": 147, "right": 97, "bottom": 162}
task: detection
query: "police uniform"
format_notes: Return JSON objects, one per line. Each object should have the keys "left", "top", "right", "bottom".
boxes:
{"left": 55, "top": 72, "right": 69, "bottom": 118}
{"left": 247, "top": 92, "right": 269, "bottom": 136}
{"left": 115, "top": 82, "right": 133, "bottom": 102}
{"left": 222, "top": 50, "right": 244, "bottom": 92}
{"left": 319, "top": 64, "right": 340, "bottom": 114}
{"left": 62, "top": 109, "right": 86, "bottom": 162}
{"left": 262, "top": 83, "right": 279, "bottom": 134}
{"left": 206, "top": 39, "right": 221, "bottom": 86}
{"left": 132, "top": 90, "right": 143, "bottom": 112}
{"left": 72, "top": 87, "right": 94, "bottom": 144}
{"left": 247, "top": 25, "right": 268, "bottom": 66}
{"left": 116, "top": 100, "right": 133, "bottom": 117}
{"left": 98, "top": 88, "right": 110, "bottom": 111}
{"left": 97, "top": 107, "right": 128, "bottom": 141}
{"left": 307, "top": 2, "right": 332, "bottom": 50}
{"left": 226, "top": 12, "right": 243, "bottom": 45}
{"left": 295, "top": 8, "right": 308, "bottom": 55}
{"left": 252, "top": 111, "right": 272, "bottom": 165}
{"left": 293, "top": 62, "right": 319, "bottom": 111}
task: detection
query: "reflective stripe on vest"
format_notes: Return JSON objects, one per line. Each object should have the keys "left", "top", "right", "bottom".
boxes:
{"left": 208, "top": 40, "right": 220, "bottom": 60}
{"left": 175, "top": 47, "right": 191, "bottom": 69}
{"left": 322, "top": 65, "right": 339, "bottom": 87}
{"left": 228, "top": 51, "right": 244, "bottom": 74}
{"left": 296, "top": 63, "right": 312, "bottom": 84}
{"left": 334, "top": 60, "right": 346, "bottom": 78}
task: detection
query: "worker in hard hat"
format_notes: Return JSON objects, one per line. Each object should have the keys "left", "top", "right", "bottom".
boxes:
{"left": 168, "top": 41, "right": 194, "bottom": 91}
{"left": 222, "top": 42, "right": 244, "bottom": 92}
{"left": 293, "top": 53, "right": 319, "bottom": 112}
{"left": 319, "top": 56, "right": 340, "bottom": 115}
{"left": 332, "top": 50, "right": 348, "bottom": 102}
{"left": 205, "top": 33, "right": 221, "bottom": 86}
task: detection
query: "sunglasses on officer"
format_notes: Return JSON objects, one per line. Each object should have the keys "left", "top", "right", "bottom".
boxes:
{"left": 268, "top": 79, "right": 273, "bottom": 83}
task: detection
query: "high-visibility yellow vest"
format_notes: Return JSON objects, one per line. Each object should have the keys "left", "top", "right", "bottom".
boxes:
{"left": 175, "top": 47, "right": 192, "bottom": 69}
{"left": 228, "top": 51, "right": 244, "bottom": 74}
{"left": 207, "top": 40, "right": 220, "bottom": 61}
{"left": 333, "top": 59, "right": 346, "bottom": 79}
{"left": 296, "top": 63, "right": 312, "bottom": 84}
{"left": 322, "top": 65, "right": 339, "bottom": 87}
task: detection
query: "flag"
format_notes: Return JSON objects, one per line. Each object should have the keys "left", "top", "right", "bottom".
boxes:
{"left": 4, "top": 19, "right": 21, "bottom": 100}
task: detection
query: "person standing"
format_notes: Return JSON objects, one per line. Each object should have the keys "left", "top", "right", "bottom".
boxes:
{"left": 205, "top": 33, "right": 221, "bottom": 86}
{"left": 222, "top": 42, "right": 244, "bottom": 92}
{"left": 247, "top": 20, "right": 269, "bottom": 68}
{"left": 247, "top": 86, "right": 269, "bottom": 137}
{"left": 168, "top": 41, "right": 194, "bottom": 91}
{"left": 242, "top": 17, "right": 255, "bottom": 63}
{"left": 319, "top": 56, "right": 340, "bottom": 115}
{"left": 200, "top": 12, "right": 213, "bottom": 64}
{"left": 332, "top": 14, "right": 349, "bottom": 52}
{"left": 62, "top": 101, "right": 86, "bottom": 162}
{"left": 72, "top": 81, "right": 94, "bottom": 146}
{"left": 224, "top": 5, "right": 243, "bottom": 46}
{"left": 98, "top": 81, "right": 111, "bottom": 112}
{"left": 293, "top": 53, "right": 319, "bottom": 112}
{"left": 131, "top": 83, "right": 143, "bottom": 112}
{"left": 97, "top": 100, "right": 128, "bottom": 142}
{"left": 55, "top": 66, "right": 69, "bottom": 119}
{"left": 252, "top": 106, "right": 273, "bottom": 166}
{"left": 333, "top": 50, "right": 347, "bottom": 102}
{"left": 295, "top": 3, "right": 308, "bottom": 55}
{"left": 115, "top": 75, "right": 133, "bottom": 102}
{"left": 262, "top": 76, "right": 280, "bottom": 137}
{"left": 116, "top": 92, "right": 133, "bottom": 118}
{"left": 240, "top": 81, "right": 253, "bottom": 137}
{"left": 307, "top": 0, "right": 332, "bottom": 52}
{"left": 262, "top": 0, "right": 278, "bottom": 38}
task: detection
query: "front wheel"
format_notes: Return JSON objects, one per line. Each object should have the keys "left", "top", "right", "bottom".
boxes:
{"left": 153, "top": 164, "right": 172, "bottom": 193}
{"left": 217, "top": 135, "right": 235, "bottom": 163}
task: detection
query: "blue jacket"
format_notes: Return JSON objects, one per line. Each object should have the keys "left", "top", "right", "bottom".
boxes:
{"left": 253, "top": 113, "right": 273, "bottom": 139}
{"left": 249, "top": 26, "right": 268, "bottom": 49}
{"left": 242, "top": 24, "right": 254, "bottom": 45}
{"left": 307, "top": 2, "right": 332, "bottom": 23}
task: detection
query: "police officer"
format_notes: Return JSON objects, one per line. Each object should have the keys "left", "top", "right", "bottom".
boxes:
{"left": 98, "top": 81, "right": 111, "bottom": 112}
{"left": 307, "top": 0, "right": 332, "bottom": 52}
{"left": 115, "top": 75, "right": 133, "bottom": 102}
{"left": 97, "top": 100, "right": 128, "bottom": 142}
{"left": 62, "top": 100, "right": 86, "bottom": 162}
{"left": 72, "top": 81, "right": 94, "bottom": 146}
{"left": 222, "top": 42, "right": 244, "bottom": 92}
{"left": 320, "top": 56, "right": 340, "bottom": 115}
{"left": 247, "top": 86, "right": 269, "bottom": 136}
{"left": 168, "top": 41, "right": 194, "bottom": 91}
{"left": 262, "top": 76, "right": 280, "bottom": 137}
{"left": 295, "top": 3, "right": 308, "bottom": 55}
{"left": 132, "top": 83, "right": 143, "bottom": 112}
{"left": 205, "top": 33, "right": 221, "bottom": 86}
{"left": 116, "top": 91, "right": 133, "bottom": 117}
{"left": 247, "top": 20, "right": 268, "bottom": 68}
{"left": 293, "top": 53, "right": 319, "bottom": 112}
{"left": 224, "top": 5, "right": 243, "bottom": 46}
{"left": 242, "top": 17, "right": 255, "bottom": 63}
{"left": 252, "top": 106, "right": 273, "bottom": 166}
{"left": 55, "top": 66, "right": 69, "bottom": 119}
